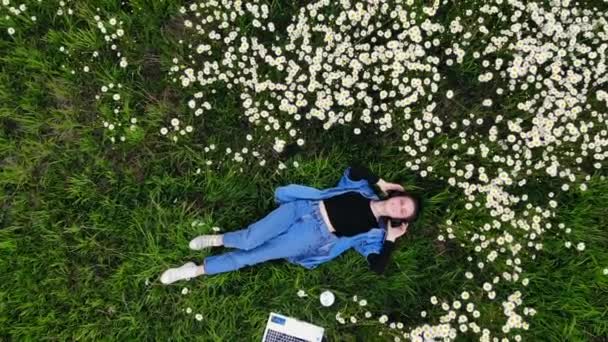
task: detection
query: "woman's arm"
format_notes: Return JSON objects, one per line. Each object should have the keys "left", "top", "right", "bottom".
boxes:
{"left": 367, "top": 239, "right": 396, "bottom": 275}
{"left": 349, "top": 164, "right": 386, "bottom": 185}
{"left": 350, "top": 163, "right": 394, "bottom": 273}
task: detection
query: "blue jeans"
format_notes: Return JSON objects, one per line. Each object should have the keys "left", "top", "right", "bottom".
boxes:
{"left": 203, "top": 200, "right": 338, "bottom": 275}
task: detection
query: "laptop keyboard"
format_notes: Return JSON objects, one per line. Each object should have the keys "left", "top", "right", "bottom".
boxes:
{"left": 264, "top": 329, "right": 309, "bottom": 342}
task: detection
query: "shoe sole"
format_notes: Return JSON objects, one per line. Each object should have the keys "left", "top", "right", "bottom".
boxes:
{"left": 161, "top": 262, "right": 197, "bottom": 284}
{"left": 189, "top": 243, "right": 213, "bottom": 250}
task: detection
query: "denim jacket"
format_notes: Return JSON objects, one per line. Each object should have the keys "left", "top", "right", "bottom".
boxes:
{"left": 275, "top": 167, "right": 388, "bottom": 269}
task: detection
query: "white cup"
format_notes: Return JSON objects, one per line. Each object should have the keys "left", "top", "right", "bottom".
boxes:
{"left": 320, "top": 290, "right": 335, "bottom": 307}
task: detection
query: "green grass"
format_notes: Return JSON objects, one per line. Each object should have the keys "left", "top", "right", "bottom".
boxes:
{"left": 1, "top": 0, "right": 607, "bottom": 341}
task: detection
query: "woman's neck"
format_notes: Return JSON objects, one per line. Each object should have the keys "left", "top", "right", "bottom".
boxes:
{"left": 369, "top": 200, "right": 384, "bottom": 221}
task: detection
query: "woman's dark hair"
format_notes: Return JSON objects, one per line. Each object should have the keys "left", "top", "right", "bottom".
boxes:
{"left": 383, "top": 189, "right": 422, "bottom": 223}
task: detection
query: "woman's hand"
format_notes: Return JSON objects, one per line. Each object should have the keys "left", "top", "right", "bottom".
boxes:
{"left": 386, "top": 221, "right": 409, "bottom": 241}
{"left": 376, "top": 179, "right": 405, "bottom": 195}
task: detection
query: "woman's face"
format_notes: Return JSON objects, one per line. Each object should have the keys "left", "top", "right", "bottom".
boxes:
{"left": 386, "top": 196, "right": 416, "bottom": 219}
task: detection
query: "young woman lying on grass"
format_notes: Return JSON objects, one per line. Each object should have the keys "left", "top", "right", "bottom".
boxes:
{"left": 160, "top": 164, "right": 421, "bottom": 284}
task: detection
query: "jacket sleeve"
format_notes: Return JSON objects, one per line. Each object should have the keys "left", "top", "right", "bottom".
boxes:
{"left": 352, "top": 230, "right": 384, "bottom": 257}
{"left": 348, "top": 163, "right": 380, "bottom": 185}
{"left": 366, "top": 240, "right": 395, "bottom": 275}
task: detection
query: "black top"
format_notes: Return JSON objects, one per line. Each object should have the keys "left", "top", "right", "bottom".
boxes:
{"left": 323, "top": 164, "right": 395, "bottom": 274}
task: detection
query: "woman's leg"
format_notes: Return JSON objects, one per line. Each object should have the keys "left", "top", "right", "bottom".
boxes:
{"left": 203, "top": 212, "right": 322, "bottom": 275}
{"left": 220, "top": 200, "right": 302, "bottom": 251}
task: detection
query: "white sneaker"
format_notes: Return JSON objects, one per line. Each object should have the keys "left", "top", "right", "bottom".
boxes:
{"left": 189, "top": 234, "right": 222, "bottom": 250}
{"left": 160, "top": 261, "right": 198, "bottom": 285}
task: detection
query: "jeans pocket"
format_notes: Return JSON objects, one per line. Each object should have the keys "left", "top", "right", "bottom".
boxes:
{"left": 294, "top": 214, "right": 311, "bottom": 225}
{"left": 306, "top": 236, "right": 333, "bottom": 257}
